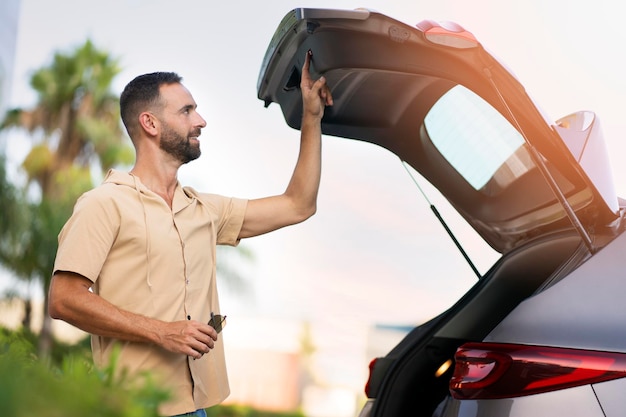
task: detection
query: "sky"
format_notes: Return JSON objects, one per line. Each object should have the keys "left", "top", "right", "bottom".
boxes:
{"left": 4, "top": 0, "right": 626, "bottom": 407}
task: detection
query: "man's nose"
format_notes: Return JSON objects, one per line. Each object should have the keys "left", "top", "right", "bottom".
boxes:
{"left": 196, "top": 113, "right": 207, "bottom": 128}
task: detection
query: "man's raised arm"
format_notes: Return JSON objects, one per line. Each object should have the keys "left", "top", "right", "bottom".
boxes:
{"left": 239, "top": 50, "right": 333, "bottom": 239}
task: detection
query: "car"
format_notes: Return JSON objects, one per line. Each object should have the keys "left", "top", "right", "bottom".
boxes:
{"left": 257, "top": 7, "right": 626, "bottom": 417}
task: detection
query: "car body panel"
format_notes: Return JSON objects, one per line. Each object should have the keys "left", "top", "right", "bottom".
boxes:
{"left": 257, "top": 7, "right": 618, "bottom": 254}
{"left": 591, "top": 378, "right": 626, "bottom": 417}
{"left": 363, "top": 231, "right": 584, "bottom": 416}
{"left": 436, "top": 386, "right": 603, "bottom": 417}
{"left": 485, "top": 230, "right": 626, "bottom": 351}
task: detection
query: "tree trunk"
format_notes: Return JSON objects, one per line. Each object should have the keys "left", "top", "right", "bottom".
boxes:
{"left": 22, "top": 298, "right": 32, "bottom": 330}
{"left": 37, "top": 293, "right": 53, "bottom": 359}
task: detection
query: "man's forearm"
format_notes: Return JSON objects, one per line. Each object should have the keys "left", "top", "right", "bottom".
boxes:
{"left": 237, "top": 51, "right": 332, "bottom": 239}
{"left": 49, "top": 272, "right": 217, "bottom": 358}
{"left": 48, "top": 273, "right": 162, "bottom": 344}
{"left": 283, "top": 112, "right": 323, "bottom": 219}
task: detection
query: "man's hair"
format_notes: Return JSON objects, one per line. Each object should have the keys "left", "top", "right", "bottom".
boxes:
{"left": 120, "top": 72, "right": 183, "bottom": 137}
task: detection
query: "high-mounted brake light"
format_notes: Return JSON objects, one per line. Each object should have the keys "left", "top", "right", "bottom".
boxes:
{"left": 416, "top": 20, "right": 479, "bottom": 49}
{"left": 450, "top": 343, "right": 626, "bottom": 399}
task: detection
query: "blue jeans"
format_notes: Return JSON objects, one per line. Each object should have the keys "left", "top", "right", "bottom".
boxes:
{"left": 170, "top": 409, "right": 207, "bottom": 417}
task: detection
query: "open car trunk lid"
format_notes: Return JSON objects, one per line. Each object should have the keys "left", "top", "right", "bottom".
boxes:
{"left": 257, "top": 8, "right": 620, "bottom": 254}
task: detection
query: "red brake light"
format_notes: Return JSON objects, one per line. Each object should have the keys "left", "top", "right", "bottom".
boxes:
{"left": 364, "top": 358, "right": 377, "bottom": 397}
{"left": 450, "top": 343, "right": 626, "bottom": 399}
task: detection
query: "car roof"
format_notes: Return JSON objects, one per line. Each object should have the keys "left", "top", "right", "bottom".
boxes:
{"left": 257, "top": 8, "right": 619, "bottom": 253}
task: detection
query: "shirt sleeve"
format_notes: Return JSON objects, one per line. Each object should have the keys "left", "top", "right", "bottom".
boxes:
{"left": 215, "top": 197, "right": 247, "bottom": 246}
{"left": 53, "top": 188, "right": 120, "bottom": 283}
{"left": 189, "top": 189, "right": 247, "bottom": 247}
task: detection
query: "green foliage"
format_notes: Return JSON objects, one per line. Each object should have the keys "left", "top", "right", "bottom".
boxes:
{"left": 205, "top": 404, "right": 305, "bottom": 417}
{"left": 0, "top": 108, "right": 21, "bottom": 129}
{"left": 0, "top": 39, "right": 133, "bottom": 351}
{"left": 22, "top": 143, "right": 53, "bottom": 178}
{"left": 0, "top": 156, "right": 23, "bottom": 244}
{"left": 29, "top": 39, "right": 121, "bottom": 126}
{"left": 0, "top": 328, "right": 169, "bottom": 417}
{"left": 51, "top": 164, "right": 94, "bottom": 207}
{"left": 0, "top": 156, "right": 33, "bottom": 279}
{"left": 0, "top": 188, "right": 75, "bottom": 286}
{"left": 0, "top": 329, "right": 302, "bottom": 417}
{"left": 77, "top": 115, "right": 135, "bottom": 170}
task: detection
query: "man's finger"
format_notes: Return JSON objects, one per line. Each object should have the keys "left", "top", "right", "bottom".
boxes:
{"left": 301, "top": 50, "right": 313, "bottom": 84}
{"left": 313, "top": 77, "right": 333, "bottom": 107}
{"left": 323, "top": 85, "right": 334, "bottom": 106}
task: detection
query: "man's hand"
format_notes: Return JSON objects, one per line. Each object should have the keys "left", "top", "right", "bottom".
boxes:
{"left": 159, "top": 320, "right": 218, "bottom": 360}
{"left": 301, "top": 50, "right": 333, "bottom": 120}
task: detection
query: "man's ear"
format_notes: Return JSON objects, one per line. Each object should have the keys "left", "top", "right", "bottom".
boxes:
{"left": 138, "top": 112, "right": 159, "bottom": 137}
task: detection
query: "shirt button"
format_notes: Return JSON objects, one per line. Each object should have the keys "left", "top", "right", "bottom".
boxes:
{"left": 186, "top": 279, "right": 190, "bottom": 285}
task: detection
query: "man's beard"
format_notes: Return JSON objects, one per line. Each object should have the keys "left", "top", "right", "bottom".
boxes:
{"left": 159, "top": 123, "right": 201, "bottom": 164}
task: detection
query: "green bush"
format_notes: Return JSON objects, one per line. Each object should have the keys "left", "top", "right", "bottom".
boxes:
{"left": 0, "top": 328, "right": 306, "bottom": 417}
{"left": 0, "top": 329, "right": 169, "bottom": 417}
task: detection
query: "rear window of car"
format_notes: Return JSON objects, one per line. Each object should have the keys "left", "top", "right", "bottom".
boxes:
{"left": 424, "top": 85, "right": 534, "bottom": 193}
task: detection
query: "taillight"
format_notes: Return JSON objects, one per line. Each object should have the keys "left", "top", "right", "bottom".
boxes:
{"left": 364, "top": 358, "right": 377, "bottom": 397}
{"left": 450, "top": 343, "right": 626, "bottom": 399}
{"left": 364, "top": 357, "right": 394, "bottom": 398}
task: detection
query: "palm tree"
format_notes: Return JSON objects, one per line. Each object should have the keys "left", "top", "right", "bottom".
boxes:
{"left": 0, "top": 39, "right": 133, "bottom": 356}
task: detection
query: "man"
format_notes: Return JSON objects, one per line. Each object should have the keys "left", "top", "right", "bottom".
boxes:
{"left": 48, "top": 51, "right": 333, "bottom": 417}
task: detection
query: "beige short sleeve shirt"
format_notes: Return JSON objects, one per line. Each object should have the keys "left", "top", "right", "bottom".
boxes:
{"left": 53, "top": 170, "right": 248, "bottom": 416}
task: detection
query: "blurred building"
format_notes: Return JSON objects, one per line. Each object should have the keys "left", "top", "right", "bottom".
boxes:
{"left": 0, "top": 0, "right": 20, "bottom": 117}
{"left": 225, "top": 348, "right": 303, "bottom": 411}
{"left": 222, "top": 316, "right": 412, "bottom": 417}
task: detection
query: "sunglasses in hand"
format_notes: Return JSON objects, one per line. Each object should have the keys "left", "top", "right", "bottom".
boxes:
{"left": 208, "top": 312, "right": 227, "bottom": 334}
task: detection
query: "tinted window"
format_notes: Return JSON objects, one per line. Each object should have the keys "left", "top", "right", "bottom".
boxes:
{"left": 425, "top": 85, "right": 534, "bottom": 194}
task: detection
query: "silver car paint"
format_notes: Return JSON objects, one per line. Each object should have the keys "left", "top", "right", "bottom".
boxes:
{"left": 438, "top": 386, "right": 602, "bottom": 417}
{"left": 592, "top": 378, "right": 626, "bottom": 417}
{"left": 484, "top": 229, "right": 626, "bottom": 352}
